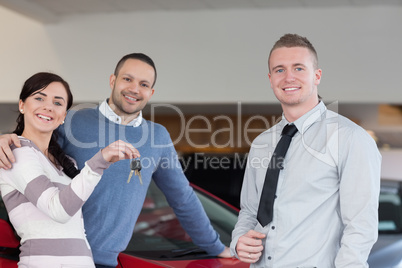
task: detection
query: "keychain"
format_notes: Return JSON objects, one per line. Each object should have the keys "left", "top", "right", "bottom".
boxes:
{"left": 127, "top": 158, "right": 142, "bottom": 184}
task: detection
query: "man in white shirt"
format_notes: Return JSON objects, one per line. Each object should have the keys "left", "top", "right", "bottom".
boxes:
{"left": 230, "top": 33, "right": 381, "bottom": 267}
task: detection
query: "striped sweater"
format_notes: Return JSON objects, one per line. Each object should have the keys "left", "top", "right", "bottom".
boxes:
{"left": 0, "top": 137, "right": 111, "bottom": 268}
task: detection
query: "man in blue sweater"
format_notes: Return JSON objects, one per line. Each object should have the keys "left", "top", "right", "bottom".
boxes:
{"left": 0, "top": 53, "right": 230, "bottom": 267}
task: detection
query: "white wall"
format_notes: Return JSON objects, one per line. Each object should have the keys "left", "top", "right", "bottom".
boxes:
{"left": 1, "top": 5, "right": 401, "bottom": 104}
{"left": 0, "top": 6, "right": 64, "bottom": 101}
{"left": 380, "top": 149, "right": 402, "bottom": 180}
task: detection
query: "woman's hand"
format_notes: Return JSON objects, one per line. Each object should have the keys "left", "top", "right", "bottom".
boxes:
{"left": 101, "top": 140, "right": 140, "bottom": 163}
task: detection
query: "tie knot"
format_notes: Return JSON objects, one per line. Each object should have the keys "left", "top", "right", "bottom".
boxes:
{"left": 281, "top": 124, "right": 298, "bottom": 137}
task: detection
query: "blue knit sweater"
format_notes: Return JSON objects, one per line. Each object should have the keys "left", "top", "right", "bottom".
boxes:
{"left": 57, "top": 106, "right": 224, "bottom": 266}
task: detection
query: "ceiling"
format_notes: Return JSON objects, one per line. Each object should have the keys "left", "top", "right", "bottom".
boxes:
{"left": 1, "top": 0, "right": 402, "bottom": 23}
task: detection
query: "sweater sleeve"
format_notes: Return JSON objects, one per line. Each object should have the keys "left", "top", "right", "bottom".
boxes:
{"left": 152, "top": 140, "right": 225, "bottom": 256}
{"left": 1, "top": 147, "right": 110, "bottom": 224}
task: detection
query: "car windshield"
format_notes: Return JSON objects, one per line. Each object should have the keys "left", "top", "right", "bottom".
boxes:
{"left": 122, "top": 180, "right": 238, "bottom": 259}
{"left": 378, "top": 182, "right": 402, "bottom": 234}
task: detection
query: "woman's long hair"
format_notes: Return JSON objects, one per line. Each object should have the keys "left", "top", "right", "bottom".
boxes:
{"left": 14, "top": 72, "right": 79, "bottom": 178}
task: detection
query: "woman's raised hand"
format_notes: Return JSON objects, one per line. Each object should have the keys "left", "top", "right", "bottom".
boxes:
{"left": 101, "top": 140, "right": 140, "bottom": 163}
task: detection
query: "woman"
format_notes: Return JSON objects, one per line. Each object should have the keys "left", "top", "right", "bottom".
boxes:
{"left": 0, "top": 72, "right": 139, "bottom": 267}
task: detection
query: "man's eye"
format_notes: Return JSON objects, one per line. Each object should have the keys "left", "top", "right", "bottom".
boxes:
{"left": 295, "top": 67, "right": 303, "bottom": 71}
{"left": 141, "top": 83, "right": 149, "bottom": 88}
{"left": 276, "top": 69, "right": 284, "bottom": 73}
{"left": 123, "top": 77, "right": 131, "bottom": 82}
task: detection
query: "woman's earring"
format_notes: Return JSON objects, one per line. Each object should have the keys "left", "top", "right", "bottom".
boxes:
{"left": 20, "top": 109, "right": 24, "bottom": 114}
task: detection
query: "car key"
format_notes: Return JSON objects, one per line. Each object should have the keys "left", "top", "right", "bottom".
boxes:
{"left": 127, "top": 158, "right": 142, "bottom": 184}
{"left": 127, "top": 169, "right": 134, "bottom": 183}
{"left": 133, "top": 158, "right": 143, "bottom": 185}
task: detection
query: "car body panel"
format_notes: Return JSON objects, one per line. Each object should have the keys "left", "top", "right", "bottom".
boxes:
{"left": 368, "top": 179, "right": 402, "bottom": 268}
{"left": 0, "top": 219, "right": 19, "bottom": 248}
{"left": 117, "top": 253, "right": 245, "bottom": 268}
{"left": 368, "top": 234, "right": 402, "bottom": 268}
{"left": 0, "top": 258, "right": 17, "bottom": 268}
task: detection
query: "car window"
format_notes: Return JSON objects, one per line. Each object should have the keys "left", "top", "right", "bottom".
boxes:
{"left": 379, "top": 183, "right": 402, "bottom": 234}
{"left": 123, "top": 180, "right": 238, "bottom": 259}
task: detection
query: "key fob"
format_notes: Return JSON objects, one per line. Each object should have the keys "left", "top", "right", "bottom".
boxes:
{"left": 131, "top": 158, "right": 141, "bottom": 171}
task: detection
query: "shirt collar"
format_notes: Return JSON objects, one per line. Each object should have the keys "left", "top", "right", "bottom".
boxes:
{"left": 98, "top": 99, "right": 143, "bottom": 127}
{"left": 282, "top": 101, "right": 327, "bottom": 134}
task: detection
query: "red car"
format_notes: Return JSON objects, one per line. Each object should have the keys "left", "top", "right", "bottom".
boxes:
{"left": 0, "top": 181, "right": 247, "bottom": 268}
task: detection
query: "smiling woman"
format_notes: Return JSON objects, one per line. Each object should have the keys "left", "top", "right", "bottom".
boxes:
{"left": 18, "top": 81, "right": 68, "bottom": 153}
{"left": 13, "top": 72, "right": 76, "bottom": 175}
{"left": 0, "top": 72, "right": 139, "bottom": 268}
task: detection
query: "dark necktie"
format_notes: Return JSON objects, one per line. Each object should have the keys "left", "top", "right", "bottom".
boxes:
{"left": 257, "top": 123, "right": 298, "bottom": 227}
